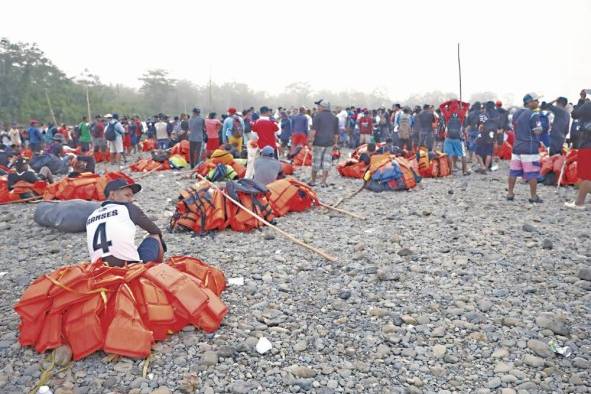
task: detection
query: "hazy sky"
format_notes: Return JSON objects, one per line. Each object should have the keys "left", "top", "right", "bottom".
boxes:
{"left": 4, "top": 0, "right": 590, "bottom": 104}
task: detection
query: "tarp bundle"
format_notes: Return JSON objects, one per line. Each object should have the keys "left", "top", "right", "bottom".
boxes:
{"left": 364, "top": 154, "right": 420, "bottom": 192}
{"left": 540, "top": 150, "right": 579, "bottom": 186}
{"left": 169, "top": 178, "right": 319, "bottom": 234}
{"left": 0, "top": 179, "right": 47, "bottom": 203}
{"left": 34, "top": 200, "right": 101, "bottom": 233}
{"left": 43, "top": 172, "right": 134, "bottom": 201}
{"left": 14, "top": 256, "right": 227, "bottom": 360}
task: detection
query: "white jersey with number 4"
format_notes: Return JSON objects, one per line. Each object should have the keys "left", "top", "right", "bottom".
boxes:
{"left": 86, "top": 203, "right": 139, "bottom": 263}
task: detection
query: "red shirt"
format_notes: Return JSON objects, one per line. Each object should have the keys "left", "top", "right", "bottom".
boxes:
{"left": 252, "top": 117, "right": 279, "bottom": 149}
{"left": 358, "top": 115, "right": 373, "bottom": 135}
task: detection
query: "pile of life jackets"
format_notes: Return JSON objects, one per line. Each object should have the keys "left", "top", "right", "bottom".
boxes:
{"left": 169, "top": 178, "right": 319, "bottom": 234}
{"left": 129, "top": 158, "right": 171, "bottom": 172}
{"left": 93, "top": 151, "right": 111, "bottom": 163}
{"left": 280, "top": 161, "right": 295, "bottom": 175}
{"left": 414, "top": 148, "right": 451, "bottom": 178}
{"left": 43, "top": 172, "right": 134, "bottom": 201}
{"left": 195, "top": 160, "right": 246, "bottom": 180}
{"left": 0, "top": 179, "right": 48, "bottom": 203}
{"left": 540, "top": 150, "right": 579, "bottom": 186}
{"left": 364, "top": 154, "right": 420, "bottom": 192}
{"left": 494, "top": 141, "right": 512, "bottom": 160}
{"left": 170, "top": 140, "right": 190, "bottom": 162}
{"left": 14, "top": 256, "right": 227, "bottom": 360}
{"left": 141, "top": 139, "right": 156, "bottom": 152}
{"left": 291, "top": 146, "right": 312, "bottom": 167}
{"left": 337, "top": 159, "right": 369, "bottom": 179}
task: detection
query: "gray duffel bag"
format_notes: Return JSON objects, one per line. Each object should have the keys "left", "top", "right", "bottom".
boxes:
{"left": 34, "top": 199, "right": 101, "bottom": 233}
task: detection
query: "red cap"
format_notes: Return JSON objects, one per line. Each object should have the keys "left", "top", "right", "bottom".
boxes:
{"left": 495, "top": 100, "right": 502, "bottom": 108}
{"left": 227, "top": 107, "right": 237, "bottom": 115}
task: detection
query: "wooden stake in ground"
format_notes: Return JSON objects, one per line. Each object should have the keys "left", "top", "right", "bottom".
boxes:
{"left": 555, "top": 154, "right": 568, "bottom": 193}
{"left": 317, "top": 201, "right": 365, "bottom": 220}
{"left": 332, "top": 181, "right": 367, "bottom": 208}
{"left": 195, "top": 174, "right": 337, "bottom": 262}
{"left": 134, "top": 165, "right": 163, "bottom": 181}
{"left": 86, "top": 86, "right": 92, "bottom": 122}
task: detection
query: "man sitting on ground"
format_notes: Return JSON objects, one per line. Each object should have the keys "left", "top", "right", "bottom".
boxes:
{"left": 7, "top": 157, "right": 50, "bottom": 189}
{"left": 359, "top": 143, "right": 377, "bottom": 165}
{"left": 86, "top": 179, "right": 165, "bottom": 266}
{"left": 253, "top": 146, "right": 284, "bottom": 185}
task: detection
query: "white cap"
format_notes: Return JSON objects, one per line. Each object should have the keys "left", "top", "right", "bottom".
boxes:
{"left": 104, "top": 113, "right": 113, "bottom": 118}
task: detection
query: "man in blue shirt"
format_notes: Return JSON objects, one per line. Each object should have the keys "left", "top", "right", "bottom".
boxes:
{"left": 28, "top": 121, "right": 43, "bottom": 153}
{"left": 507, "top": 93, "right": 543, "bottom": 203}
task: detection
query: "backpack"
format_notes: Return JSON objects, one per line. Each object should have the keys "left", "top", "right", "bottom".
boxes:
{"left": 105, "top": 122, "right": 117, "bottom": 141}
{"left": 230, "top": 116, "right": 244, "bottom": 138}
{"left": 398, "top": 114, "right": 411, "bottom": 139}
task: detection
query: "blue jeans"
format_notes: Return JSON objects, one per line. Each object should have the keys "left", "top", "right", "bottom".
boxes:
{"left": 137, "top": 237, "right": 161, "bottom": 262}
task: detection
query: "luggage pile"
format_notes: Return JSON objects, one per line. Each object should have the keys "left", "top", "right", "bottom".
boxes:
{"left": 364, "top": 154, "right": 420, "bottom": 192}
{"left": 169, "top": 178, "right": 319, "bottom": 234}
{"left": 14, "top": 256, "right": 227, "bottom": 360}
{"left": 43, "top": 172, "right": 134, "bottom": 201}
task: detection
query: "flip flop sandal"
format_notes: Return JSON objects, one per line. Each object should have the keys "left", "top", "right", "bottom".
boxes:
{"left": 506, "top": 195, "right": 515, "bottom": 201}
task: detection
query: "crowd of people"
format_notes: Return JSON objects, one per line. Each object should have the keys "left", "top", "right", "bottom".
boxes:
{"left": 1, "top": 89, "right": 590, "bottom": 208}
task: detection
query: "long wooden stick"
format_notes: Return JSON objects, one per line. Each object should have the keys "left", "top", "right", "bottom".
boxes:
{"left": 318, "top": 201, "right": 365, "bottom": 220}
{"left": 195, "top": 174, "right": 337, "bottom": 261}
{"left": 86, "top": 86, "right": 92, "bottom": 122}
{"left": 457, "top": 43, "right": 463, "bottom": 103}
{"left": 0, "top": 195, "right": 43, "bottom": 205}
{"left": 555, "top": 154, "right": 568, "bottom": 192}
{"left": 332, "top": 182, "right": 366, "bottom": 208}
{"left": 134, "top": 165, "right": 162, "bottom": 180}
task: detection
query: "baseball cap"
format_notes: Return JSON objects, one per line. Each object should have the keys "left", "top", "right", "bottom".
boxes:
{"left": 495, "top": 100, "right": 502, "bottom": 107}
{"left": 227, "top": 107, "right": 237, "bottom": 115}
{"left": 104, "top": 113, "right": 113, "bottom": 119}
{"left": 261, "top": 146, "right": 275, "bottom": 157}
{"left": 104, "top": 179, "right": 142, "bottom": 198}
{"left": 523, "top": 93, "right": 542, "bottom": 105}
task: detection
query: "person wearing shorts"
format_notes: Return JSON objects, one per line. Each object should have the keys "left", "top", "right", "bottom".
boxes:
{"left": 310, "top": 101, "right": 338, "bottom": 187}
{"left": 105, "top": 114, "right": 125, "bottom": 164}
{"left": 507, "top": 93, "right": 543, "bottom": 203}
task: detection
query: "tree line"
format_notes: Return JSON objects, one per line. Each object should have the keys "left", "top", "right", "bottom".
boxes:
{"left": 1, "top": 37, "right": 499, "bottom": 126}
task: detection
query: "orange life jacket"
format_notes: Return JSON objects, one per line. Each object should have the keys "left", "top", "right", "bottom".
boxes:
{"left": 142, "top": 139, "right": 156, "bottom": 152}
{"left": 266, "top": 178, "right": 319, "bottom": 217}
{"left": 281, "top": 161, "right": 295, "bottom": 175}
{"left": 225, "top": 190, "right": 274, "bottom": 232}
{"left": 337, "top": 159, "right": 368, "bottom": 178}
{"left": 170, "top": 140, "right": 190, "bottom": 161}
{"left": 172, "top": 184, "right": 227, "bottom": 233}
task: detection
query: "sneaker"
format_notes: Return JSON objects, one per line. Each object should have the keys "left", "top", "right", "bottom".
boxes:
{"left": 565, "top": 201, "right": 586, "bottom": 210}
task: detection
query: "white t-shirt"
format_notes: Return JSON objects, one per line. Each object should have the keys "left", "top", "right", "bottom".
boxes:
{"left": 336, "top": 110, "right": 348, "bottom": 130}
{"left": 155, "top": 121, "right": 168, "bottom": 140}
{"left": 86, "top": 203, "right": 139, "bottom": 263}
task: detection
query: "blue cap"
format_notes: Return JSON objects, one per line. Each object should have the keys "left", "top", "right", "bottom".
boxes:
{"left": 523, "top": 93, "right": 542, "bottom": 105}
{"left": 261, "top": 146, "right": 275, "bottom": 157}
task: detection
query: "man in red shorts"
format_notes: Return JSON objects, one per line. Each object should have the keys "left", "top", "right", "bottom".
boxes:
{"left": 566, "top": 95, "right": 591, "bottom": 209}
{"left": 291, "top": 107, "right": 309, "bottom": 147}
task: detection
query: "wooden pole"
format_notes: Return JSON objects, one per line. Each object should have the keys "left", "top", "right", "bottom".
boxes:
{"left": 457, "top": 43, "right": 463, "bottom": 103}
{"left": 45, "top": 88, "right": 58, "bottom": 125}
{"left": 134, "top": 164, "right": 163, "bottom": 180}
{"left": 0, "top": 196, "right": 43, "bottom": 205}
{"left": 86, "top": 86, "right": 92, "bottom": 122}
{"left": 318, "top": 201, "right": 365, "bottom": 220}
{"left": 195, "top": 174, "right": 337, "bottom": 261}
{"left": 332, "top": 182, "right": 366, "bottom": 208}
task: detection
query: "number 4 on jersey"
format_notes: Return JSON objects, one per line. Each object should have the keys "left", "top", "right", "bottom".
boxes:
{"left": 92, "top": 222, "right": 112, "bottom": 253}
